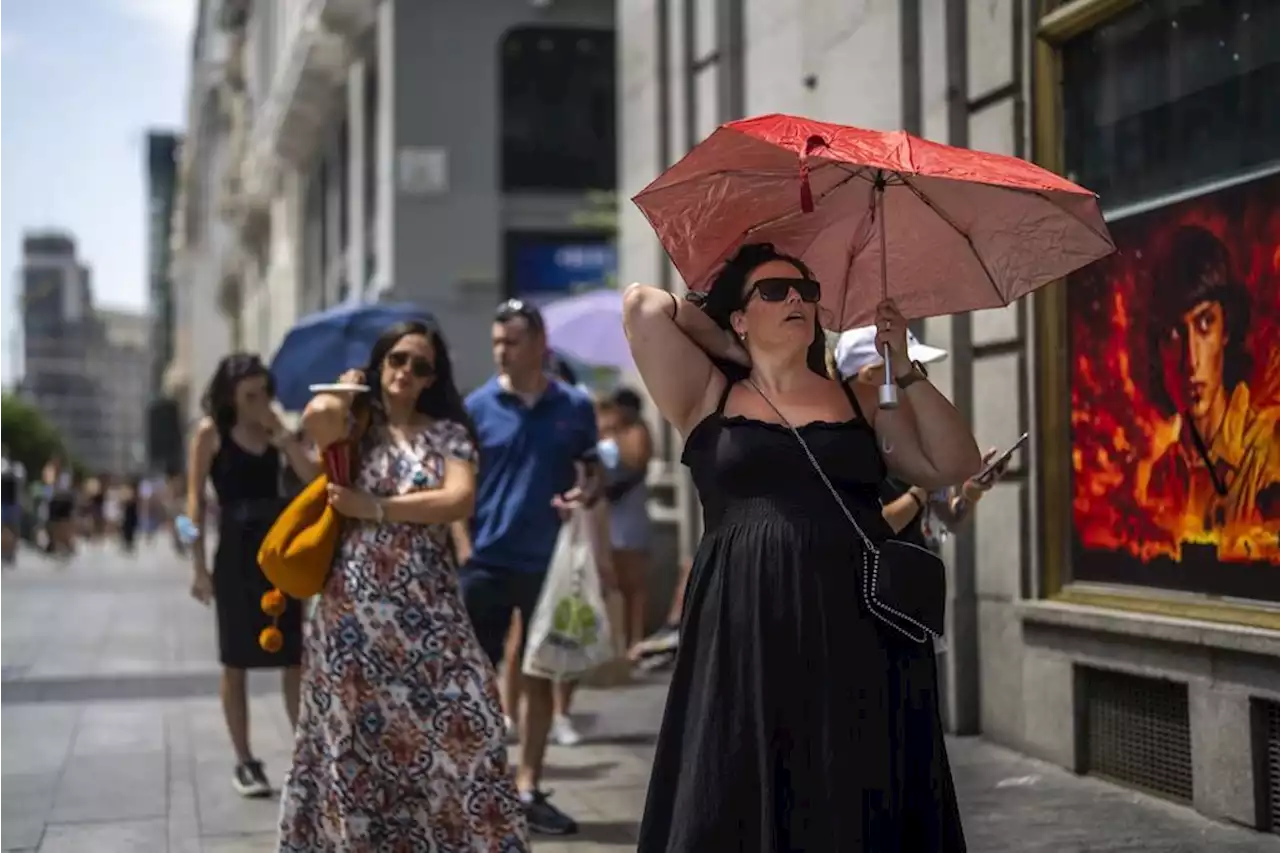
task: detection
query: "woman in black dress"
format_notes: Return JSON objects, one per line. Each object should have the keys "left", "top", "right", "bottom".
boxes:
{"left": 622, "top": 243, "right": 982, "bottom": 851}
{"left": 187, "top": 354, "right": 318, "bottom": 798}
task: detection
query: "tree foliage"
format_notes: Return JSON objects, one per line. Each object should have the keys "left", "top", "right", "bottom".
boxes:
{"left": 1, "top": 392, "right": 67, "bottom": 475}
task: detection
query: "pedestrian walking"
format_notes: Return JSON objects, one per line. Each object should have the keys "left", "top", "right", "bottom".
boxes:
{"left": 277, "top": 319, "right": 528, "bottom": 852}
{"left": 186, "top": 353, "right": 319, "bottom": 797}
{"left": 42, "top": 459, "right": 76, "bottom": 558}
{"left": 119, "top": 477, "right": 141, "bottom": 553}
{"left": 461, "top": 299, "right": 601, "bottom": 835}
{"left": 623, "top": 243, "right": 981, "bottom": 851}
{"left": 1, "top": 447, "right": 25, "bottom": 566}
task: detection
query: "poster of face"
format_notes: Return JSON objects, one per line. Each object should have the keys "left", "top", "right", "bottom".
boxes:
{"left": 1069, "top": 171, "right": 1280, "bottom": 602}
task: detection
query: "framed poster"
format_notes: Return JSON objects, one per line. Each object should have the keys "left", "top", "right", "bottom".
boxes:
{"left": 1068, "top": 171, "right": 1280, "bottom": 602}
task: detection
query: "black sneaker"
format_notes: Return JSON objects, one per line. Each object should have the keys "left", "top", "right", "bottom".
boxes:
{"left": 521, "top": 790, "right": 578, "bottom": 835}
{"left": 232, "top": 759, "right": 272, "bottom": 798}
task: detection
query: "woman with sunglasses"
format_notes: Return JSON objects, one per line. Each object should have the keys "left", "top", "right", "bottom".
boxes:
{"left": 187, "top": 353, "right": 318, "bottom": 798}
{"left": 622, "top": 243, "right": 981, "bottom": 851}
{"left": 278, "top": 320, "right": 528, "bottom": 853}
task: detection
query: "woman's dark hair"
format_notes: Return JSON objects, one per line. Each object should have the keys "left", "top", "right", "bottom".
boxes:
{"left": 362, "top": 319, "right": 477, "bottom": 443}
{"left": 201, "top": 353, "right": 275, "bottom": 434}
{"left": 698, "top": 242, "right": 829, "bottom": 381}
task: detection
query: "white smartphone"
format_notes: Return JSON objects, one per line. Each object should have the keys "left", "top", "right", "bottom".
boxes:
{"left": 974, "top": 432, "right": 1029, "bottom": 485}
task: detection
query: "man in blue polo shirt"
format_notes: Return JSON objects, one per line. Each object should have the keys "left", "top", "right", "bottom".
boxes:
{"left": 463, "top": 298, "right": 599, "bottom": 836}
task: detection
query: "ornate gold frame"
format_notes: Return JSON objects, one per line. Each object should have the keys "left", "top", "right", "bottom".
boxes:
{"left": 1031, "top": 0, "right": 1280, "bottom": 631}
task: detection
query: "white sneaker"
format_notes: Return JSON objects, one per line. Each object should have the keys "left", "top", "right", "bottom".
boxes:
{"left": 551, "top": 714, "right": 583, "bottom": 747}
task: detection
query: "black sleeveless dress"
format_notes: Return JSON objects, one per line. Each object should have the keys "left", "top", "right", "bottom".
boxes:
{"left": 637, "top": 381, "right": 966, "bottom": 852}
{"left": 209, "top": 434, "right": 303, "bottom": 669}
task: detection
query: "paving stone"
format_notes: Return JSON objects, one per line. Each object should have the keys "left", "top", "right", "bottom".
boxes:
{"left": 201, "top": 833, "right": 276, "bottom": 852}
{"left": 36, "top": 819, "right": 167, "bottom": 853}
{"left": 50, "top": 754, "right": 167, "bottom": 823}
{"left": 71, "top": 703, "right": 166, "bottom": 756}
{"left": 1, "top": 772, "right": 59, "bottom": 850}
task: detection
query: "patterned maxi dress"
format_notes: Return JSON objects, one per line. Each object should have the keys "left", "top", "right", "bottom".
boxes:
{"left": 277, "top": 420, "right": 529, "bottom": 853}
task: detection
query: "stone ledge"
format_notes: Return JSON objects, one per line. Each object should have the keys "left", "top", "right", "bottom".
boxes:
{"left": 1017, "top": 599, "right": 1280, "bottom": 659}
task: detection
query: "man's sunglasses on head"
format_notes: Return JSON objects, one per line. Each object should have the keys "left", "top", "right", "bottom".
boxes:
{"left": 494, "top": 299, "right": 545, "bottom": 333}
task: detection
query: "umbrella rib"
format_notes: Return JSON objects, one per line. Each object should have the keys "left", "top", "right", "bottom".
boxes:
{"left": 1030, "top": 190, "right": 1116, "bottom": 250}
{"left": 744, "top": 167, "right": 872, "bottom": 236}
{"left": 899, "top": 174, "right": 1006, "bottom": 307}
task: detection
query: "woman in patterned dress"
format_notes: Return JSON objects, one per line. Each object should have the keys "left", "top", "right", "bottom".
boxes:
{"left": 278, "top": 320, "right": 529, "bottom": 853}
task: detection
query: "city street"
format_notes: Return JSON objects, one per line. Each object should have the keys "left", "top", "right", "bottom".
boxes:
{"left": 2, "top": 543, "right": 1275, "bottom": 852}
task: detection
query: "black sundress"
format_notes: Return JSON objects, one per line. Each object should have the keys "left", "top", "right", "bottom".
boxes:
{"left": 637, "top": 380, "right": 966, "bottom": 852}
{"left": 209, "top": 433, "right": 303, "bottom": 669}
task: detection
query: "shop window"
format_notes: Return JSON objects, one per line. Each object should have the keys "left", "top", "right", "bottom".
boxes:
{"left": 1062, "top": 0, "right": 1280, "bottom": 212}
{"left": 1061, "top": 0, "right": 1280, "bottom": 601}
{"left": 499, "top": 27, "right": 616, "bottom": 193}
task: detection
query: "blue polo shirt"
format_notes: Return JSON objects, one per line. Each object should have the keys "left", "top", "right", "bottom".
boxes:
{"left": 465, "top": 377, "right": 598, "bottom": 573}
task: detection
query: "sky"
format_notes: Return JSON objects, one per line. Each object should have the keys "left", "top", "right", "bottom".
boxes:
{"left": 1, "top": 0, "right": 197, "bottom": 384}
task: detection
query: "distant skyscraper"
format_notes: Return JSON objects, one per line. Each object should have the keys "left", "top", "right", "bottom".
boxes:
{"left": 20, "top": 232, "right": 107, "bottom": 467}
{"left": 146, "top": 131, "right": 183, "bottom": 472}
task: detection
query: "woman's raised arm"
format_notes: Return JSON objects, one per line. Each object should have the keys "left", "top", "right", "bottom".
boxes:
{"left": 622, "top": 284, "right": 743, "bottom": 436}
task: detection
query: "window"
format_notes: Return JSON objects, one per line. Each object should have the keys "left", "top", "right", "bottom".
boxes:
{"left": 500, "top": 27, "right": 616, "bottom": 192}
{"left": 1062, "top": 0, "right": 1280, "bottom": 211}
{"left": 1060, "top": 0, "right": 1280, "bottom": 601}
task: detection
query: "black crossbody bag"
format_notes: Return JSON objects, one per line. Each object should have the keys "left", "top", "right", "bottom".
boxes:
{"left": 749, "top": 381, "right": 947, "bottom": 644}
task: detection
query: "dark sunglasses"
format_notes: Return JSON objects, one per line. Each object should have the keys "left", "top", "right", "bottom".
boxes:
{"left": 386, "top": 351, "right": 435, "bottom": 378}
{"left": 494, "top": 298, "right": 546, "bottom": 333}
{"left": 745, "top": 277, "right": 821, "bottom": 305}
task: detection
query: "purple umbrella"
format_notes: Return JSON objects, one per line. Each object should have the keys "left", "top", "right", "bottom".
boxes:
{"left": 541, "top": 289, "right": 633, "bottom": 370}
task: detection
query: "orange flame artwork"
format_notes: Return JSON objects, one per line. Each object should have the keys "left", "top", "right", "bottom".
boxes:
{"left": 1068, "top": 172, "right": 1280, "bottom": 602}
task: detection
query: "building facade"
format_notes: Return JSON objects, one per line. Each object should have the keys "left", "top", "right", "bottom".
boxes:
{"left": 19, "top": 232, "right": 107, "bottom": 469}
{"left": 94, "top": 310, "right": 151, "bottom": 476}
{"left": 619, "top": 0, "right": 1280, "bottom": 833}
{"left": 172, "top": 0, "right": 617, "bottom": 398}
{"left": 167, "top": 0, "right": 240, "bottom": 424}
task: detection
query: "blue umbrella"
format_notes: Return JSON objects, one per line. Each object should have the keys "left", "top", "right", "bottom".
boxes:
{"left": 270, "top": 302, "right": 435, "bottom": 410}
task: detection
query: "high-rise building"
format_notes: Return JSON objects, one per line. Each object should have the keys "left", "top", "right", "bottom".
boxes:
{"left": 19, "top": 232, "right": 106, "bottom": 468}
{"left": 145, "top": 131, "right": 185, "bottom": 472}
{"left": 146, "top": 132, "right": 181, "bottom": 398}
{"left": 94, "top": 309, "right": 150, "bottom": 475}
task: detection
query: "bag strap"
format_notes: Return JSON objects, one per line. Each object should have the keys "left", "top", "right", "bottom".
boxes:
{"left": 745, "top": 380, "right": 877, "bottom": 554}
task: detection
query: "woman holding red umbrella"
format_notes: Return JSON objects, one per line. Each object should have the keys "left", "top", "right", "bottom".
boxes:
{"left": 622, "top": 242, "right": 981, "bottom": 851}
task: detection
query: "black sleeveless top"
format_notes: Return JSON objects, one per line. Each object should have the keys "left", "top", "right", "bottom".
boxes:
{"left": 209, "top": 430, "right": 282, "bottom": 524}
{"left": 681, "top": 378, "right": 892, "bottom": 547}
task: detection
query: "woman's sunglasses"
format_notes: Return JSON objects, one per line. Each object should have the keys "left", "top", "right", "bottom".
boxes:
{"left": 746, "top": 277, "right": 821, "bottom": 304}
{"left": 386, "top": 351, "right": 435, "bottom": 378}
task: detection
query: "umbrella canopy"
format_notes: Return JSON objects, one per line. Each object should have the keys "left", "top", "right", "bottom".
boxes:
{"left": 270, "top": 302, "right": 436, "bottom": 410}
{"left": 634, "top": 113, "right": 1115, "bottom": 329}
{"left": 541, "top": 289, "right": 633, "bottom": 371}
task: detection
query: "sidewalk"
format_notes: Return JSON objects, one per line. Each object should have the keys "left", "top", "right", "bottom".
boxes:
{"left": 3, "top": 543, "right": 1276, "bottom": 852}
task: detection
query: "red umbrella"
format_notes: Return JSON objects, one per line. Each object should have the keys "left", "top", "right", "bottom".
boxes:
{"left": 633, "top": 113, "right": 1115, "bottom": 332}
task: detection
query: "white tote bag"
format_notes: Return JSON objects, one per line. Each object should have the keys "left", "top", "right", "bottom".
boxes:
{"left": 522, "top": 508, "right": 614, "bottom": 681}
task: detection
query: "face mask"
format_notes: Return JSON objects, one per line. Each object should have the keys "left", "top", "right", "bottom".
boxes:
{"left": 597, "top": 437, "right": 620, "bottom": 470}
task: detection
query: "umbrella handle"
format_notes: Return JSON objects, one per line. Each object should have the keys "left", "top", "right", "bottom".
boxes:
{"left": 879, "top": 343, "right": 900, "bottom": 409}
